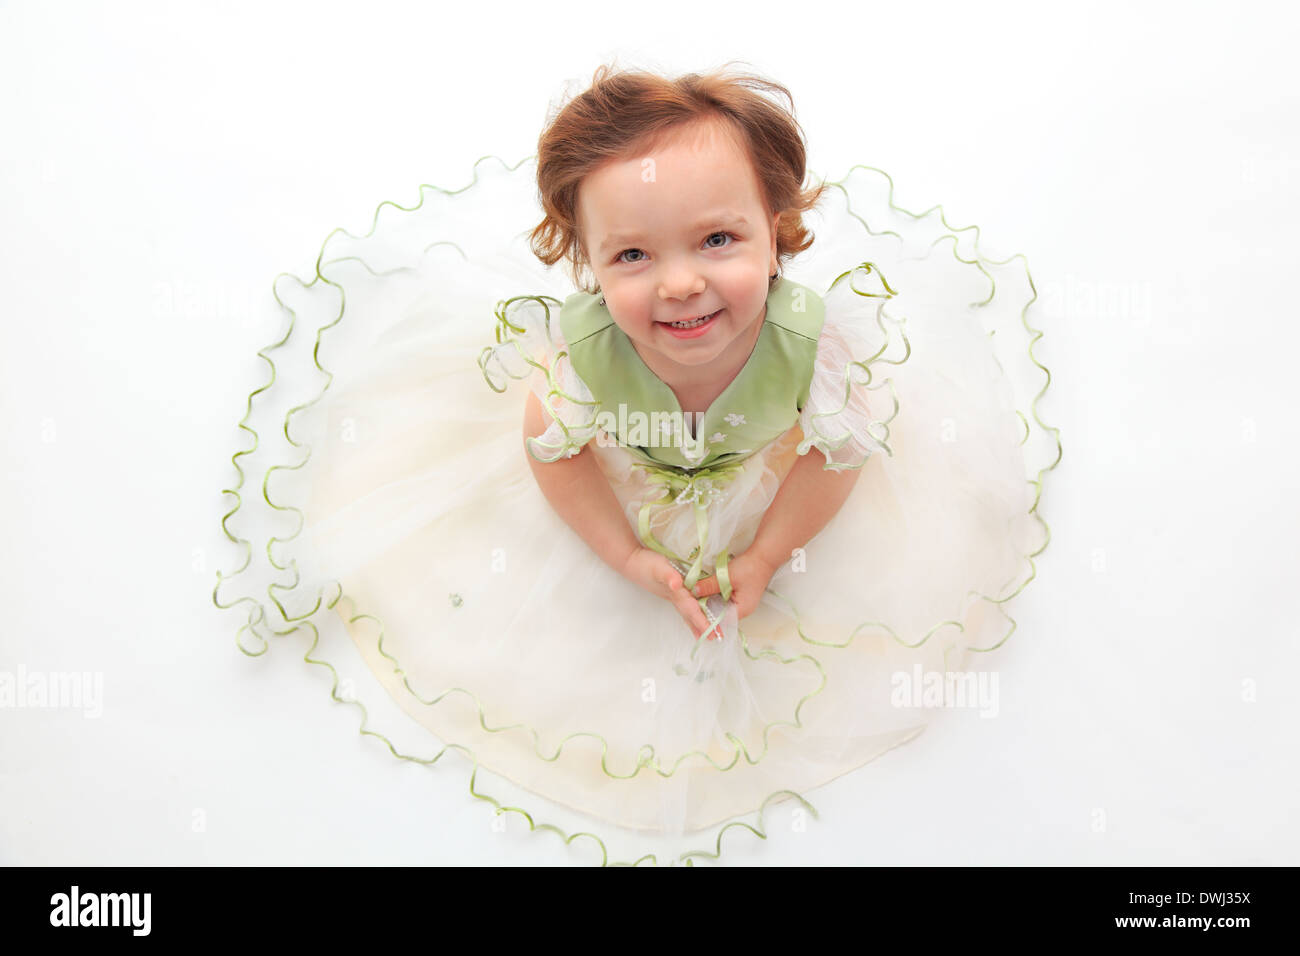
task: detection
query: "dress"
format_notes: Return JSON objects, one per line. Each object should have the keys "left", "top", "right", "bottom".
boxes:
{"left": 214, "top": 153, "right": 1062, "bottom": 865}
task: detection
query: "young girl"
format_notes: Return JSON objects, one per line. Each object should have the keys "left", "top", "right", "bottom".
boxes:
{"left": 216, "top": 63, "right": 1060, "bottom": 864}
{"left": 521, "top": 101, "right": 864, "bottom": 646}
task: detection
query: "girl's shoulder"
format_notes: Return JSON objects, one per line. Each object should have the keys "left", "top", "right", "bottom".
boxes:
{"left": 763, "top": 276, "right": 826, "bottom": 346}
{"left": 557, "top": 290, "right": 611, "bottom": 348}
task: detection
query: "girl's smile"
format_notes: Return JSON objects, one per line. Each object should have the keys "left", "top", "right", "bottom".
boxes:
{"left": 658, "top": 308, "right": 722, "bottom": 337}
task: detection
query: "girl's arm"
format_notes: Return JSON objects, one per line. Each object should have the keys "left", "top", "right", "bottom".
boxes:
{"left": 522, "top": 390, "right": 642, "bottom": 576}
{"left": 749, "top": 447, "right": 863, "bottom": 571}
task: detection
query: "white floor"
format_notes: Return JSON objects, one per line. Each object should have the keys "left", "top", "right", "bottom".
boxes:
{"left": 1, "top": 0, "right": 1295, "bottom": 865}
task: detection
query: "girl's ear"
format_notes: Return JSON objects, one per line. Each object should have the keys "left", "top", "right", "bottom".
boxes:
{"left": 769, "top": 211, "right": 782, "bottom": 273}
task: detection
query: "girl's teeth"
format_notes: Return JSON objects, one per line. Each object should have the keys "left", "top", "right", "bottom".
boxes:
{"left": 670, "top": 311, "right": 714, "bottom": 329}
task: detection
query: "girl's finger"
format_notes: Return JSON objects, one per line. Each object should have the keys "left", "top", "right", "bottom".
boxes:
{"left": 679, "top": 594, "right": 700, "bottom": 625}
{"left": 680, "top": 597, "right": 709, "bottom": 640}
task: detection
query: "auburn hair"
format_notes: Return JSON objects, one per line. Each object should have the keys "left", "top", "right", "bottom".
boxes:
{"left": 529, "top": 62, "right": 827, "bottom": 294}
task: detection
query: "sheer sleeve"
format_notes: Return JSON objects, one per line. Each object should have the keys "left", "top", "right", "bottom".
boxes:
{"left": 795, "top": 283, "right": 900, "bottom": 471}
{"left": 478, "top": 294, "right": 602, "bottom": 463}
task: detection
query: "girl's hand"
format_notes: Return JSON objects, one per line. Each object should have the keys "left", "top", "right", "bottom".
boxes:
{"left": 621, "top": 548, "right": 719, "bottom": 640}
{"left": 689, "top": 549, "right": 778, "bottom": 622}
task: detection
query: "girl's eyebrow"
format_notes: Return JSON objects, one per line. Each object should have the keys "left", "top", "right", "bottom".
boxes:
{"left": 598, "top": 212, "right": 750, "bottom": 255}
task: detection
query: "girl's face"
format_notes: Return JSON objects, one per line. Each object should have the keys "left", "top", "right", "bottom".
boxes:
{"left": 575, "top": 119, "right": 781, "bottom": 375}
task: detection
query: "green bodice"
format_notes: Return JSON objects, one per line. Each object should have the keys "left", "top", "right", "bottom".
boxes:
{"left": 558, "top": 276, "right": 826, "bottom": 471}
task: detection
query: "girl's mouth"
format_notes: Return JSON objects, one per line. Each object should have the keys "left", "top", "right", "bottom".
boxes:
{"left": 659, "top": 309, "right": 721, "bottom": 338}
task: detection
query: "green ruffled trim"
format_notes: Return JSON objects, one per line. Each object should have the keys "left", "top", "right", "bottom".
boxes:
{"left": 478, "top": 294, "right": 605, "bottom": 463}
{"left": 795, "top": 261, "right": 910, "bottom": 470}
{"left": 213, "top": 153, "right": 1062, "bottom": 865}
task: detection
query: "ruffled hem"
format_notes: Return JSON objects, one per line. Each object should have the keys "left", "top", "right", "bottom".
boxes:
{"left": 213, "top": 153, "right": 1062, "bottom": 865}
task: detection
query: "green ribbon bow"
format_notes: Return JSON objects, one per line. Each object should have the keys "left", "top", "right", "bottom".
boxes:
{"left": 631, "top": 459, "right": 748, "bottom": 620}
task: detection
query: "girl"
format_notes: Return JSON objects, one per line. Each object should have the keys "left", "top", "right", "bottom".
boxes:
{"left": 216, "top": 63, "right": 1060, "bottom": 865}
{"left": 521, "top": 100, "right": 864, "bottom": 644}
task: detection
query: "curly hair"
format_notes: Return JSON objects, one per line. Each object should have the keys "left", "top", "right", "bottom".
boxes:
{"left": 530, "top": 61, "right": 827, "bottom": 294}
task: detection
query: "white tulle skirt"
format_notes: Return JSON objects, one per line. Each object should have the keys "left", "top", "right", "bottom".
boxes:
{"left": 215, "top": 155, "right": 1061, "bottom": 864}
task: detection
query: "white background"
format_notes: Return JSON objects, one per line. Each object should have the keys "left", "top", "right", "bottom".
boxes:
{"left": 1, "top": 0, "right": 1297, "bottom": 866}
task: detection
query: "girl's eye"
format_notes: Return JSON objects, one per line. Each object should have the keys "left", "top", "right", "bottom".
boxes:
{"left": 614, "top": 232, "right": 735, "bottom": 264}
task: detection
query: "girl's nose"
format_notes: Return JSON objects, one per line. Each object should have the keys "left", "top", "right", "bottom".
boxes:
{"left": 657, "top": 267, "right": 706, "bottom": 301}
